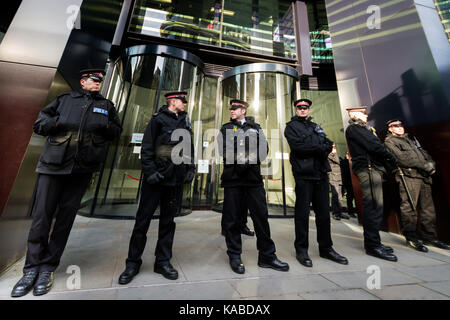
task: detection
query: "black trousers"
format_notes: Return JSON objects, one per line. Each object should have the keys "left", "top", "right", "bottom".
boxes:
{"left": 344, "top": 183, "right": 356, "bottom": 213}
{"left": 24, "top": 173, "right": 92, "bottom": 273}
{"left": 126, "top": 181, "right": 183, "bottom": 268}
{"left": 222, "top": 186, "right": 276, "bottom": 261}
{"left": 294, "top": 178, "right": 333, "bottom": 253}
{"left": 221, "top": 202, "right": 248, "bottom": 233}
{"left": 330, "top": 181, "right": 343, "bottom": 214}
{"left": 355, "top": 168, "right": 384, "bottom": 249}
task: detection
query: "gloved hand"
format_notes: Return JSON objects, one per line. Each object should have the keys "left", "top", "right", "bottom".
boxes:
{"left": 423, "top": 161, "right": 436, "bottom": 176}
{"left": 147, "top": 172, "right": 164, "bottom": 184}
{"left": 384, "top": 156, "right": 398, "bottom": 173}
{"left": 185, "top": 170, "right": 195, "bottom": 183}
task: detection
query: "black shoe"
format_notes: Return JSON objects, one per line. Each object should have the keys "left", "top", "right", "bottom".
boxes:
{"left": 380, "top": 244, "right": 394, "bottom": 254}
{"left": 258, "top": 257, "right": 289, "bottom": 272}
{"left": 33, "top": 271, "right": 54, "bottom": 296}
{"left": 241, "top": 226, "right": 255, "bottom": 237}
{"left": 154, "top": 263, "right": 178, "bottom": 280}
{"left": 407, "top": 240, "right": 428, "bottom": 252}
{"left": 118, "top": 266, "right": 140, "bottom": 285}
{"left": 229, "top": 258, "right": 245, "bottom": 274}
{"left": 340, "top": 213, "right": 350, "bottom": 220}
{"left": 319, "top": 247, "right": 349, "bottom": 265}
{"left": 332, "top": 214, "right": 341, "bottom": 221}
{"left": 348, "top": 212, "right": 357, "bottom": 218}
{"left": 296, "top": 252, "right": 313, "bottom": 267}
{"left": 366, "top": 246, "right": 398, "bottom": 262}
{"left": 424, "top": 239, "right": 450, "bottom": 250}
{"left": 11, "top": 271, "right": 39, "bottom": 298}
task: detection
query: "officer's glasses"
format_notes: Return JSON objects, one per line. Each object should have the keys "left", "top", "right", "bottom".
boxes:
{"left": 389, "top": 123, "right": 403, "bottom": 128}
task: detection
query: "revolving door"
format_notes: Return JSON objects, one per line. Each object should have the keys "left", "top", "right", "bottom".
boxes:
{"left": 215, "top": 63, "right": 299, "bottom": 217}
{"left": 80, "top": 45, "right": 204, "bottom": 218}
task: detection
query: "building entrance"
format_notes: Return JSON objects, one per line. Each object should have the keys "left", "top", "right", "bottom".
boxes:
{"left": 80, "top": 45, "right": 300, "bottom": 219}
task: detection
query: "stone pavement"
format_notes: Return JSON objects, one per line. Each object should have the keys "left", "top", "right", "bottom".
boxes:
{"left": 1, "top": 210, "right": 450, "bottom": 300}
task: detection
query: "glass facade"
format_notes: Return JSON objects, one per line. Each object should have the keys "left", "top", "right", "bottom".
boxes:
{"left": 306, "top": 0, "right": 333, "bottom": 64}
{"left": 435, "top": 0, "right": 450, "bottom": 42}
{"left": 129, "top": 0, "right": 297, "bottom": 59}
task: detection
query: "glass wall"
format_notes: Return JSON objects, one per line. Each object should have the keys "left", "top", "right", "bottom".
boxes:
{"left": 306, "top": 0, "right": 333, "bottom": 64}
{"left": 435, "top": 0, "right": 450, "bottom": 42}
{"left": 129, "top": 0, "right": 297, "bottom": 59}
{"left": 300, "top": 89, "right": 345, "bottom": 157}
{"left": 80, "top": 45, "right": 203, "bottom": 218}
{"left": 215, "top": 64, "right": 298, "bottom": 216}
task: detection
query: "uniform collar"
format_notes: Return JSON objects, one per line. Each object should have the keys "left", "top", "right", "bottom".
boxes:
{"left": 160, "top": 105, "right": 186, "bottom": 119}
{"left": 71, "top": 89, "right": 104, "bottom": 99}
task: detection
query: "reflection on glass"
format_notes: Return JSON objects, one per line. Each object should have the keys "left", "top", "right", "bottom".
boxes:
{"left": 221, "top": 0, "right": 296, "bottom": 58}
{"left": 190, "top": 77, "right": 219, "bottom": 207}
{"left": 82, "top": 49, "right": 202, "bottom": 218}
{"left": 218, "top": 70, "right": 296, "bottom": 216}
{"left": 129, "top": 0, "right": 296, "bottom": 59}
{"left": 306, "top": 0, "right": 333, "bottom": 63}
{"left": 434, "top": 0, "right": 450, "bottom": 42}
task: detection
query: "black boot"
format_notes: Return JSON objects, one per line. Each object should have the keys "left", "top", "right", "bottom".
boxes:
{"left": 424, "top": 239, "right": 450, "bottom": 250}
{"left": 407, "top": 239, "right": 428, "bottom": 252}
{"left": 11, "top": 271, "right": 39, "bottom": 298}
{"left": 229, "top": 258, "right": 245, "bottom": 274}
{"left": 33, "top": 271, "right": 54, "bottom": 296}
{"left": 296, "top": 251, "right": 313, "bottom": 267}
{"left": 380, "top": 244, "right": 394, "bottom": 254}
{"left": 332, "top": 213, "right": 341, "bottom": 221}
{"left": 258, "top": 256, "right": 289, "bottom": 271}
{"left": 366, "top": 246, "right": 398, "bottom": 262}
{"left": 118, "top": 266, "right": 140, "bottom": 285}
{"left": 241, "top": 225, "right": 255, "bottom": 237}
{"left": 154, "top": 263, "right": 178, "bottom": 280}
{"left": 319, "top": 247, "right": 349, "bottom": 265}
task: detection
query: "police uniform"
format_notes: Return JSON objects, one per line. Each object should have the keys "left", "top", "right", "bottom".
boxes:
{"left": 384, "top": 119, "right": 450, "bottom": 250}
{"left": 12, "top": 69, "right": 122, "bottom": 297}
{"left": 345, "top": 107, "right": 398, "bottom": 261}
{"left": 284, "top": 99, "right": 348, "bottom": 267}
{"left": 220, "top": 99, "right": 288, "bottom": 274}
{"left": 122, "top": 91, "right": 195, "bottom": 281}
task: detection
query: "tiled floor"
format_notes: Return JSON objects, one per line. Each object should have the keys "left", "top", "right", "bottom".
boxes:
{"left": 1, "top": 210, "right": 450, "bottom": 300}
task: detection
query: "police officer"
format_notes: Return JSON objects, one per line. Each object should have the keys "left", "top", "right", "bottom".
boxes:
{"left": 118, "top": 91, "right": 195, "bottom": 284}
{"left": 220, "top": 99, "right": 289, "bottom": 274}
{"left": 284, "top": 98, "right": 348, "bottom": 268}
{"left": 11, "top": 69, "right": 122, "bottom": 297}
{"left": 384, "top": 119, "right": 450, "bottom": 251}
{"left": 328, "top": 144, "right": 350, "bottom": 220}
{"left": 345, "top": 107, "right": 398, "bottom": 261}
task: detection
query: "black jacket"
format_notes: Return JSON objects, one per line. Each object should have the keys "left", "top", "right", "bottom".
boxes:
{"left": 219, "top": 117, "right": 268, "bottom": 187}
{"left": 141, "top": 105, "right": 194, "bottom": 186}
{"left": 33, "top": 90, "right": 122, "bottom": 174}
{"left": 284, "top": 116, "right": 332, "bottom": 180}
{"left": 345, "top": 119, "right": 397, "bottom": 174}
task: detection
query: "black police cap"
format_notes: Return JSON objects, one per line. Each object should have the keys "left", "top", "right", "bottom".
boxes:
{"left": 80, "top": 69, "right": 106, "bottom": 79}
{"left": 229, "top": 99, "right": 249, "bottom": 110}
{"left": 387, "top": 119, "right": 404, "bottom": 127}
{"left": 346, "top": 106, "right": 367, "bottom": 112}
{"left": 294, "top": 98, "right": 312, "bottom": 108}
{"left": 164, "top": 91, "right": 188, "bottom": 103}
